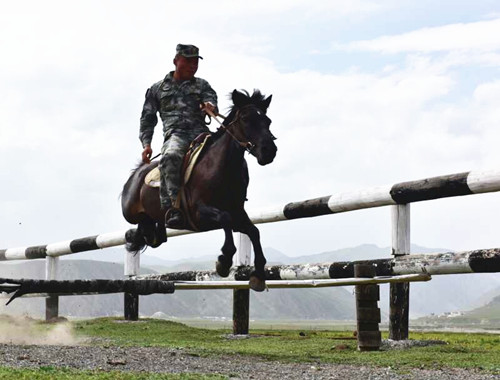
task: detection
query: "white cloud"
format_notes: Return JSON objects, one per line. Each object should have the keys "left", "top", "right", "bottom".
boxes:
{"left": 1, "top": 1, "right": 500, "bottom": 260}
{"left": 338, "top": 18, "right": 500, "bottom": 53}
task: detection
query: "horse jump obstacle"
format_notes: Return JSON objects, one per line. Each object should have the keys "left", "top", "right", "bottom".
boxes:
{"left": 0, "top": 272, "right": 430, "bottom": 351}
{"left": 136, "top": 248, "right": 500, "bottom": 282}
{"left": 1, "top": 169, "right": 500, "bottom": 338}
{"left": 0, "top": 273, "right": 430, "bottom": 297}
{"left": 3, "top": 170, "right": 498, "bottom": 261}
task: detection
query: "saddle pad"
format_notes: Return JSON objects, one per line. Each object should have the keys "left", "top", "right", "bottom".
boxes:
{"left": 184, "top": 134, "right": 210, "bottom": 184}
{"left": 144, "top": 134, "right": 211, "bottom": 188}
{"left": 145, "top": 167, "right": 161, "bottom": 187}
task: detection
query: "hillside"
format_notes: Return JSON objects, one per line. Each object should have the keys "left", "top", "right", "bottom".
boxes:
{"left": 413, "top": 294, "right": 500, "bottom": 330}
{"left": 463, "top": 294, "right": 500, "bottom": 321}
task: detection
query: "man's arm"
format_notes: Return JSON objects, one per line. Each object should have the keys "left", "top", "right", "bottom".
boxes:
{"left": 199, "top": 79, "right": 218, "bottom": 113}
{"left": 139, "top": 85, "right": 159, "bottom": 163}
{"left": 141, "top": 145, "right": 153, "bottom": 164}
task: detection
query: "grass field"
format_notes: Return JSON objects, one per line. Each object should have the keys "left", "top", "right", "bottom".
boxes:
{"left": 74, "top": 318, "right": 500, "bottom": 372}
{"left": 1, "top": 317, "right": 499, "bottom": 378}
{"left": 175, "top": 317, "right": 358, "bottom": 331}
{"left": 0, "top": 367, "right": 224, "bottom": 380}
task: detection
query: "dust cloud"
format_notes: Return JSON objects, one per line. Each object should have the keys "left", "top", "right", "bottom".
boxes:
{"left": 0, "top": 315, "right": 83, "bottom": 345}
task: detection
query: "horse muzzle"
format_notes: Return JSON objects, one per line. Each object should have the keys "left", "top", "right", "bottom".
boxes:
{"left": 256, "top": 144, "right": 277, "bottom": 166}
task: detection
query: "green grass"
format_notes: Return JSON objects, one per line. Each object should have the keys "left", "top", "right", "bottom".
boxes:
{"left": 73, "top": 318, "right": 500, "bottom": 373}
{"left": 0, "top": 367, "right": 225, "bottom": 380}
{"left": 178, "top": 318, "right": 357, "bottom": 331}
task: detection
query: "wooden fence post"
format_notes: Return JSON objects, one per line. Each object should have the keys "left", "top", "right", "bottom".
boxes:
{"left": 233, "top": 233, "right": 251, "bottom": 334}
{"left": 390, "top": 204, "right": 411, "bottom": 340}
{"left": 355, "top": 264, "right": 381, "bottom": 351}
{"left": 45, "top": 256, "right": 59, "bottom": 321}
{"left": 124, "top": 250, "right": 140, "bottom": 320}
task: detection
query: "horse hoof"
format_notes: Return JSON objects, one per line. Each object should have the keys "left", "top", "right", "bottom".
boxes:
{"left": 145, "top": 237, "right": 162, "bottom": 249}
{"left": 215, "top": 256, "right": 231, "bottom": 277}
{"left": 249, "top": 275, "right": 266, "bottom": 292}
{"left": 149, "top": 240, "right": 162, "bottom": 248}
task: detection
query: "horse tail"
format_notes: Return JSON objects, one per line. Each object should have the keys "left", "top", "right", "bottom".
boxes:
{"left": 125, "top": 228, "right": 147, "bottom": 255}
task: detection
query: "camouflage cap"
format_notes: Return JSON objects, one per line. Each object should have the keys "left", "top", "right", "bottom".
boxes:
{"left": 176, "top": 44, "right": 203, "bottom": 59}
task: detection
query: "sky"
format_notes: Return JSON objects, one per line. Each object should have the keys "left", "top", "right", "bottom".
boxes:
{"left": 1, "top": 0, "right": 500, "bottom": 263}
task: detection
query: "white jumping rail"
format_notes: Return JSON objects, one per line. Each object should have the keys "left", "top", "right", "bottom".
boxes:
{"left": 1, "top": 169, "right": 500, "bottom": 336}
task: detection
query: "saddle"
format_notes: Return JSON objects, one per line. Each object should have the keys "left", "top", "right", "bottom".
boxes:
{"left": 144, "top": 133, "right": 211, "bottom": 188}
{"left": 144, "top": 132, "right": 211, "bottom": 231}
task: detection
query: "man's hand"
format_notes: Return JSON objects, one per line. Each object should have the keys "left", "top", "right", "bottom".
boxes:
{"left": 142, "top": 145, "right": 153, "bottom": 164}
{"left": 201, "top": 101, "right": 216, "bottom": 115}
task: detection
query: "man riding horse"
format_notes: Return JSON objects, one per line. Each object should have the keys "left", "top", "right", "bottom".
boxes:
{"left": 127, "top": 45, "right": 277, "bottom": 290}
{"left": 139, "top": 44, "right": 217, "bottom": 228}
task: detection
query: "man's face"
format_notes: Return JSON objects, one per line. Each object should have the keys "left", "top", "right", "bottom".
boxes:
{"left": 174, "top": 55, "right": 199, "bottom": 81}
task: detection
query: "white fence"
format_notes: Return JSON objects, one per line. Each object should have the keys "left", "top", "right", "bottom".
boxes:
{"left": 1, "top": 169, "right": 500, "bottom": 338}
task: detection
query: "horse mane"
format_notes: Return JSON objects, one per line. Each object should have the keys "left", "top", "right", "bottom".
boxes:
{"left": 242, "top": 89, "right": 266, "bottom": 104}
{"left": 120, "top": 161, "right": 150, "bottom": 199}
{"left": 212, "top": 89, "right": 265, "bottom": 139}
{"left": 229, "top": 89, "right": 265, "bottom": 111}
{"left": 130, "top": 161, "right": 147, "bottom": 176}
{"left": 212, "top": 127, "right": 225, "bottom": 139}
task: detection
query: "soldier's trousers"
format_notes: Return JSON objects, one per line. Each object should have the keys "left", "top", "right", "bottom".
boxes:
{"left": 158, "top": 129, "right": 207, "bottom": 209}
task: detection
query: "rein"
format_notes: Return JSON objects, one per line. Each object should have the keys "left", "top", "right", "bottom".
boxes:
{"left": 205, "top": 108, "right": 255, "bottom": 153}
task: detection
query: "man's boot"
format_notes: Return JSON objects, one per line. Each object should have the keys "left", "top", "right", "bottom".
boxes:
{"left": 165, "top": 208, "right": 184, "bottom": 228}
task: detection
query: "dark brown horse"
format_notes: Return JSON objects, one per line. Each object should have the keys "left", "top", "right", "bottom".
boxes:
{"left": 121, "top": 89, "right": 277, "bottom": 291}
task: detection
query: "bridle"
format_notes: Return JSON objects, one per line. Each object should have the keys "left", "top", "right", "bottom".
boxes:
{"left": 205, "top": 106, "right": 256, "bottom": 153}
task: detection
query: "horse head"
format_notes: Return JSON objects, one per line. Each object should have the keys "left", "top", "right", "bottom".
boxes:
{"left": 227, "top": 89, "right": 277, "bottom": 165}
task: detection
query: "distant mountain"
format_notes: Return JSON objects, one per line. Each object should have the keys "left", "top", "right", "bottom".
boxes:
{"left": 62, "top": 243, "right": 448, "bottom": 268}
{"left": 262, "top": 247, "right": 292, "bottom": 264}
{"left": 464, "top": 294, "right": 500, "bottom": 321}
{"left": 65, "top": 247, "right": 176, "bottom": 267}
{"left": 272, "top": 243, "right": 452, "bottom": 265}
{"left": 413, "top": 294, "right": 500, "bottom": 329}
{"left": 396, "top": 272, "right": 500, "bottom": 317}
{"left": 478, "top": 285, "right": 500, "bottom": 306}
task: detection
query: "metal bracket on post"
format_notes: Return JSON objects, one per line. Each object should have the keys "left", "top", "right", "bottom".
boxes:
{"left": 390, "top": 204, "right": 411, "bottom": 340}
{"left": 233, "top": 233, "right": 251, "bottom": 335}
{"left": 45, "top": 256, "right": 59, "bottom": 321}
{"left": 124, "top": 250, "right": 140, "bottom": 321}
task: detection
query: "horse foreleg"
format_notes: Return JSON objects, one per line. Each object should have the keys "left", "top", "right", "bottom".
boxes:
{"left": 126, "top": 214, "right": 159, "bottom": 254}
{"left": 197, "top": 205, "right": 236, "bottom": 277}
{"left": 155, "top": 222, "right": 167, "bottom": 245}
{"left": 236, "top": 216, "right": 267, "bottom": 292}
{"left": 139, "top": 216, "right": 163, "bottom": 249}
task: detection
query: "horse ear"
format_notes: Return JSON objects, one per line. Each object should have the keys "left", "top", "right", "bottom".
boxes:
{"left": 260, "top": 95, "right": 272, "bottom": 112}
{"left": 232, "top": 90, "right": 249, "bottom": 107}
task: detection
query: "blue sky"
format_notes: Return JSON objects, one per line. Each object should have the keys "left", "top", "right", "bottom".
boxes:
{"left": 1, "top": 1, "right": 499, "bottom": 262}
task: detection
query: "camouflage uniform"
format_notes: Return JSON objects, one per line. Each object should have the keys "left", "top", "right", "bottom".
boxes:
{"left": 139, "top": 71, "right": 218, "bottom": 209}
